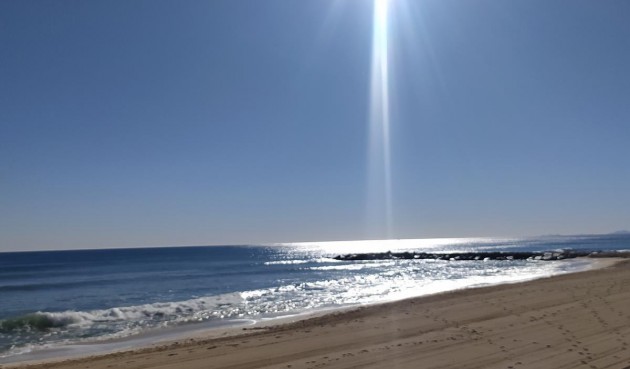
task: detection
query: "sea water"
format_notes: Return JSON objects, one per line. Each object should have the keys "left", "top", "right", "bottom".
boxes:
{"left": 1, "top": 234, "right": 629, "bottom": 363}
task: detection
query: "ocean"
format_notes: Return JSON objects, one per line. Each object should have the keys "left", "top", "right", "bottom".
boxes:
{"left": 1, "top": 234, "right": 629, "bottom": 363}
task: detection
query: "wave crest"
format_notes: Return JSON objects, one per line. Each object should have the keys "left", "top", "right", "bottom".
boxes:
{"left": 0, "top": 292, "right": 245, "bottom": 335}
{"left": 0, "top": 313, "right": 77, "bottom": 332}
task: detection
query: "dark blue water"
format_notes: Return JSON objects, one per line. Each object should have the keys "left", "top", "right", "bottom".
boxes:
{"left": 1, "top": 247, "right": 285, "bottom": 319}
{"left": 1, "top": 234, "right": 629, "bottom": 362}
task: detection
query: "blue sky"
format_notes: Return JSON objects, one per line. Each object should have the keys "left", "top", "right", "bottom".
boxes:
{"left": 1, "top": 0, "right": 629, "bottom": 251}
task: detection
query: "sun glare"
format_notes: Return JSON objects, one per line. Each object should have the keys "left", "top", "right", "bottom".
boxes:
{"left": 368, "top": 0, "right": 393, "bottom": 238}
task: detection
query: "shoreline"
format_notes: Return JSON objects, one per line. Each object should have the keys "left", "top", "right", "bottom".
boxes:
{"left": 0, "top": 257, "right": 606, "bottom": 365}
{"left": 4, "top": 257, "right": 629, "bottom": 369}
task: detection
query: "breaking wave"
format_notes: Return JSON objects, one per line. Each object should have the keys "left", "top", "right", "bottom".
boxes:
{"left": 0, "top": 314, "right": 73, "bottom": 332}
{"left": 1, "top": 293, "right": 245, "bottom": 335}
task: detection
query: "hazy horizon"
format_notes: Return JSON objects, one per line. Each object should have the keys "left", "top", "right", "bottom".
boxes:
{"left": 2, "top": 230, "right": 630, "bottom": 253}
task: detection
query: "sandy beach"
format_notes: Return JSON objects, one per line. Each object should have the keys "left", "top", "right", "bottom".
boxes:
{"left": 6, "top": 259, "right": 630, "bottom": 369}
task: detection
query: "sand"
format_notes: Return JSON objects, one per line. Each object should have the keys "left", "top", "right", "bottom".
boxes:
{"left": 5, "top": 259, "right": 630, "bottom": 369}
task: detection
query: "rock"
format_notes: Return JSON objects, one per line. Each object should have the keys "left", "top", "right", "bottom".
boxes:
{"left": 332, "top": 250, "right": 593, "bottom": 262}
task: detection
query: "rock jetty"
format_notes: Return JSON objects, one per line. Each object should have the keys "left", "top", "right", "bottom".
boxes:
{"left": 333, "top": 250, "right": 594, "bottom": 262}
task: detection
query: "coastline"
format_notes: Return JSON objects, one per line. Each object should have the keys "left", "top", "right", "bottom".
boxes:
{"left": 4, "top": 257, "right": 629, "bottom": 369}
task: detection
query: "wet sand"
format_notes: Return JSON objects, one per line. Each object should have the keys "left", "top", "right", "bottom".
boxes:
{"left": 6, "top": 259, "right": 630, "bottom": 369}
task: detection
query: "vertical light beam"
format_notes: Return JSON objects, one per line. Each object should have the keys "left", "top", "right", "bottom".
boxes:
{"left": 368, "top": 0, "right": 393, "bottom": 238}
